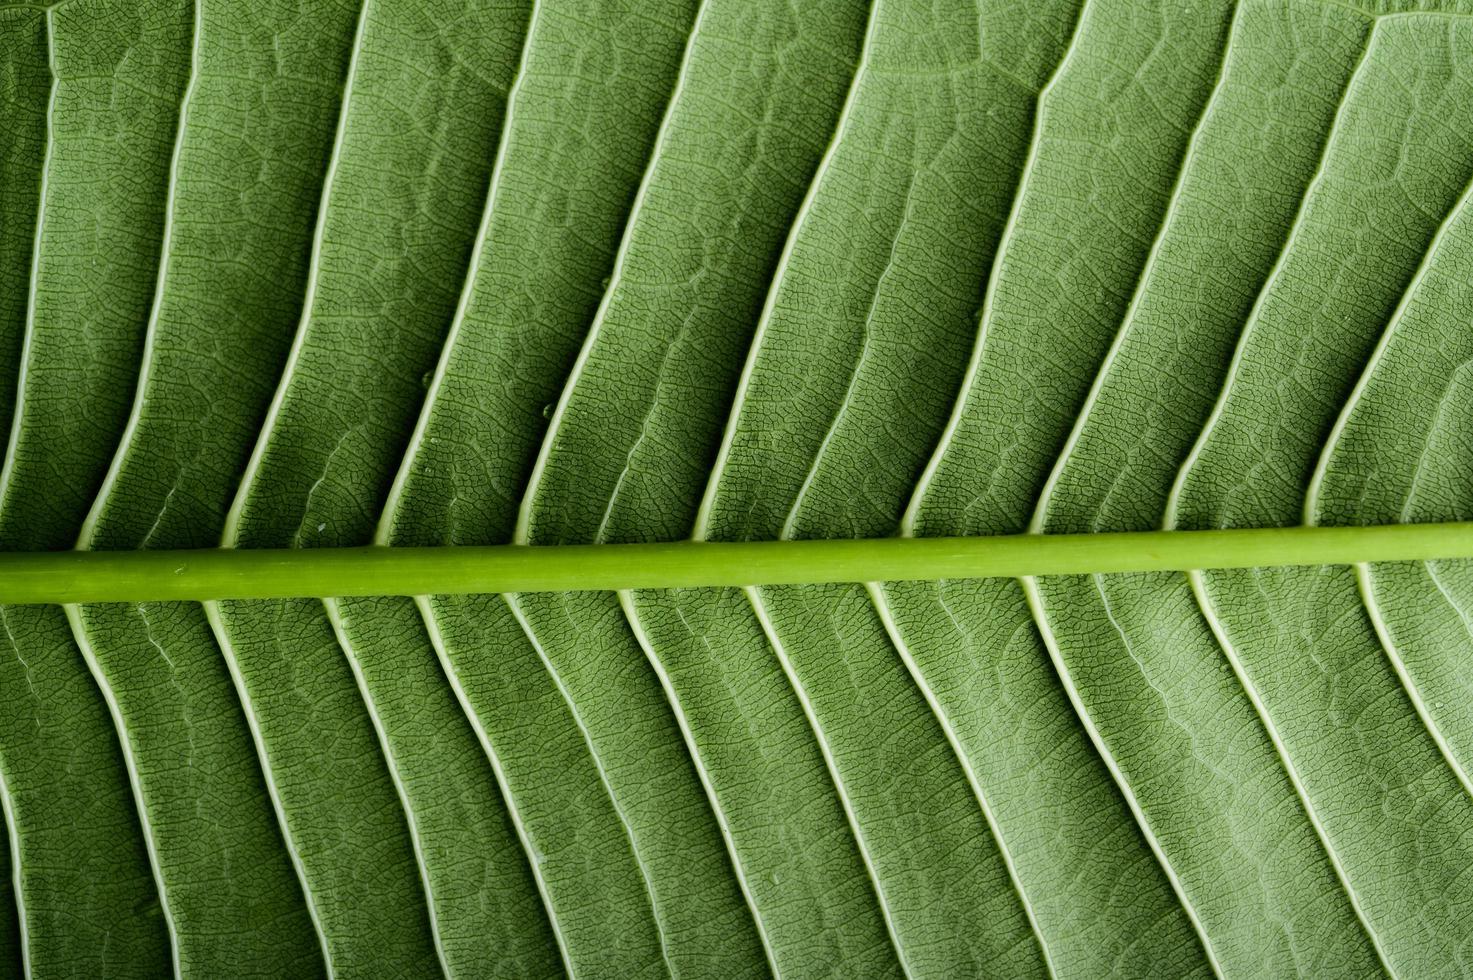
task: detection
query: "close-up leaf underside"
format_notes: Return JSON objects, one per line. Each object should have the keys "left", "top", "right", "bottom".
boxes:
{"left": 1, "top": 0, "right": 1473, "bottom": 975}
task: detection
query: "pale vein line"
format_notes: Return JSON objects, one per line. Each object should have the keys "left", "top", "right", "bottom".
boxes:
{"left": 702, "top": 4, "right": 1022, "bottom": 967}
{"left": 352, "top": 0, "right": 553, "bottom": 960}
{"left": 780, "top": 166, "right": 916, "bottom": 542}
{"left": 376, "top": 0, "right": 545, "bottom": 547}
{"left": 696, "top": 0, "right": 1099, "bottom": 966}
{"left": 77, "top": 0, "right": 202, "bottom": 548}
{"left": 1164, "top": 23, "right": 1379, "bottom": 530}
{"left": 357, "top": 0, "right": 572, "bottom": 942}
{"left": 503, "top": 593, "right": 675, "bottom": 979}
{"left": 1364, "top": 562, "right": 1473, "bottom": 800}
{"left": 397, "top": 5, "right": 718, "bottom": 960}
{"left": 1029, "top": 0, "right": 1245, "bottom": 535}
{"left": 492, "top": 3, "right": 713, "bottom": 967}
{"left": 63, "top": 604, "right": 182, "bottom": 978}
{"left": 617, "top": 590, "right": 783, "bottom": 979}
{"left": 1007, "top": 7, "right": 1239, "bottom": 963}
{"left": 1375, "top": 8, "right": 1473, "bottom": 20}
{"left": 0, "top": 12, "right": 53, "bottom": 970}
{"left": 592, "top": 374, "right": 669, "bottom": 546}
{"left": 1187, "top": 571, "right": 1397, "bottom": 976}
{"left": 1152, "top": 19, "right": 1425, "bottom": 970}
{"left": 1395, "top": 375, "right": 1463, "bottom": 529}
{"left": 412, "top": 595, "right": 575, "bottom": 978}
{"left": 897, "top": 0, "right": 1090, "bottom": 537}
{"left": 867, "top": 582, "right": 1056, "bottom": 979}
{"left": 745, "top": 585, "right": 914, "bottom": 979}
{"left": 0, "top": 5, "right": 58, "bottom": 520}
{"left": 196, "top": 2, "right": 374, "bottom": 969}
{"left": 0, "top": 616, "right": 24, "bottom": 976}
{"left": 52, "top": 2, "right": 207, "bottom": 969}
{"left": 221, "top": 0, "right": 373, "bottom": 548}
{"left": 201, "top": 601, "right": 335, "bottom": 977}
{"left": 693, "top": 0, "right": 883, "bottom": 542}
{"left": 0, "top": 736, "right": 24, "bottom": 980}
{"left": 1305, "top": 156, "right": 1473, "bottom": 523}
{"left": 513, "top": 0, "right": 713, "bottom": 547}
{"left": 517, "top": 7, "right": 881, "bottom": 960}
{"left": 1020, "top": 576, "right": 1224, "bottom": 979}
{"left": 322, "top": 598, "right": 449, "bottom": 976}
{"left": 1301, "top": 164, "right": 1473, "bottom": 807}
{"left": 843, "top": 7, "right": 1089, "bottom": 969}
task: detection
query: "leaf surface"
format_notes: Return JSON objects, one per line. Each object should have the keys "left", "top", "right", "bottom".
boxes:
{"left": 4, "top": 0, "right": 1473, "bottom": 976}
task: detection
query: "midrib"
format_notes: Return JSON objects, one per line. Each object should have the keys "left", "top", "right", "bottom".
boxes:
{"left": 2, "top": 521, "right": 1472, "bottom": 603}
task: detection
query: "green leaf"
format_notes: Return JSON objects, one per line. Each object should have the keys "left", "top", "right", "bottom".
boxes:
{"left": 3, "top": 0, "right": 1473, "bottom": 976}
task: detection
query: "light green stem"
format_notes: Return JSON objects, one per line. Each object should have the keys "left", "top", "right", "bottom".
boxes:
{"left": 8, "top": 521, "right": 1473, "bottom": 603}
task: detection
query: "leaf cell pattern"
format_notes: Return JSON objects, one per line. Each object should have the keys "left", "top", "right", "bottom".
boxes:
{"left": 0, "top": 0, "right": 1472, "bottom": 976}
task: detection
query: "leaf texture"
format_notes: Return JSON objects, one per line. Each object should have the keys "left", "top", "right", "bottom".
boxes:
{"left": 2, "top": 0, "right": 1473, "bottom": 976}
